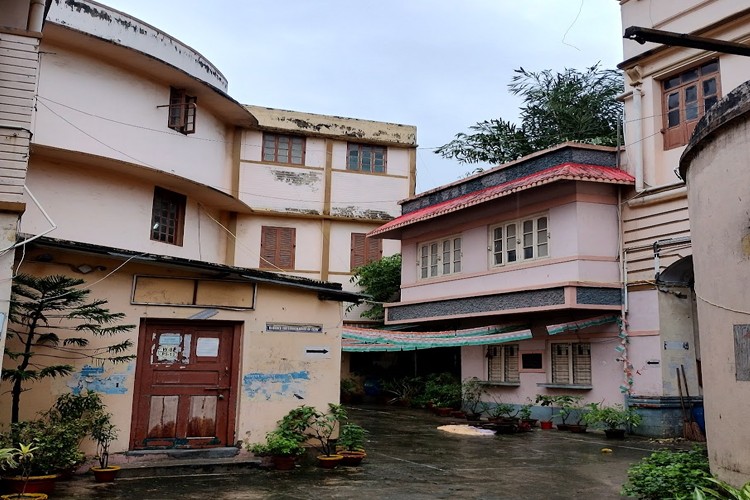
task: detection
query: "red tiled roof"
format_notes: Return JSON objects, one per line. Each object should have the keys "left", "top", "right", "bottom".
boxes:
{"left": 368, "top": 163, "right": 634, "bottom": 238}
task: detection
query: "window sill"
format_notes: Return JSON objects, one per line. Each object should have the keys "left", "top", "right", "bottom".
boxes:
{"left": 536, "top": 383, "right": 592, "bottom": 390}
{"left": 480, "top": 381, "right": 521, "bottom": 387}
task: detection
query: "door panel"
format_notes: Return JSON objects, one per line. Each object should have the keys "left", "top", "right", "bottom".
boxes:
{"left": 132, "top": 323, "right": 237, "bottom": 449}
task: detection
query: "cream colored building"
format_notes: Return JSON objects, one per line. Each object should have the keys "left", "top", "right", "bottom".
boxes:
{"left": 0, "top": 0, "right": 414, "bottom": 454}
{"left": 618, "top": 0, "right": 750, "bottom": 432}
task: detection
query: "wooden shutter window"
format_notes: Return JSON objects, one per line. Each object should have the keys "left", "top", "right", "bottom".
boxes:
{"left": 260, "top": 226, "right": 296, "bottom": 269}
{"left": 351, "top": 233, "right": 383, "bottom": 270}
{"left": 572, "top": 343, "right": 592, "bottom": 385}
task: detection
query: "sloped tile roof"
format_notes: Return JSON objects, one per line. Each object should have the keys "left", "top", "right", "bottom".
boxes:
{"left": 369, "top": 163, "right": 634, "bottom": 238}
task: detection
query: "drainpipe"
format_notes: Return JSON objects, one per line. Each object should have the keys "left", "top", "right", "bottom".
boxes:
{"left": 632, "top": 85, "right": 644, "bottom": 192}
{"left": 28, "top": 0, "right": 46, "bottom": 32}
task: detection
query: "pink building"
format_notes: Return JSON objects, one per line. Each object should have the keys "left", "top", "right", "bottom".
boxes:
{"left": 366, "top": 143, "right": 647, "bottom": 419}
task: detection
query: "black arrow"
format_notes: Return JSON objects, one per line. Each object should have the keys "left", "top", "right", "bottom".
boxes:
{"left": 306, "top": 348, "right": 329, "bottom": 354}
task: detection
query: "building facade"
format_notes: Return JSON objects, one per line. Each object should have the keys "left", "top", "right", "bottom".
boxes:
{"left": 368, "top": 144, "right": 644, "bottom": 418}
{"left": 618, "top": 0, "right": 750, "bottom": 433}
{"left": 0, "top": 0, "right": 413, "bottom": 454}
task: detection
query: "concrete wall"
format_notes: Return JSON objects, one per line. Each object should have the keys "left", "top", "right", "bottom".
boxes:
{"left": 681, "top": 82, "right": 750, "bottom": 485}
{"left": 0, "top": 257, "right": 342, "bottom": 453}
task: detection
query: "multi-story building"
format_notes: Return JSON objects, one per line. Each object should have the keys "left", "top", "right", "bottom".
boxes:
{"left": 621, "top": 0, "right": 750, "bottom": 483}
{"left": 0, "top": 0, "right": 47, "bottom": 376}
{"left": 366, "top": 143, "right": 638, "bottom": 416}
{"left": 0, "top": 0, "right": 413, "bottom": 455}
{"left": 618, "top": 0, "right": 750, "bottom": 433}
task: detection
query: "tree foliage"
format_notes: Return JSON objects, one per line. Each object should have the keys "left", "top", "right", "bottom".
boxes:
{"left": 2, "top": 274, "right": 135, "bottom": 423}
{"left": 349, "top": 254, "right": 401, "bottom": 320}
{"left": 436, "top": 64, "right": 623, "bottom": 165}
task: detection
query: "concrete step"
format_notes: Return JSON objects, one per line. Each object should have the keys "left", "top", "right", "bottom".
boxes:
{"left": 115, "top": 447, "right": 261, "bottom": 478}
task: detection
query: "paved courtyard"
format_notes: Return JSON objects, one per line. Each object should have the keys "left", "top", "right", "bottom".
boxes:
{"left": 52, "top": 405, "right": 679, "bottom": 499}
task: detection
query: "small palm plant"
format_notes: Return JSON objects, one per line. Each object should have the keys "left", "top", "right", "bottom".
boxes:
{"left": 2, "top": 274, "right": 135, "bottom": 423}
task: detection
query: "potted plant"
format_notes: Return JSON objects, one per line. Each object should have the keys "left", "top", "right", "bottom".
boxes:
{"left": 0, "top": 443, "right": 48, "bottom": 500}
{"left": 383, "top": 376, "right": 423, "bottom": 407}
{"left": 535, "top": 395, "right": 557, "bottom": 430}
{"left": 306, "top": 404, "right": 348, "bottom": 468}
{"left": 517, "top": 403, "right": 537, "bottom": 431}
{"left": 0, "top": 418, "right": 82, "bottom": 494}
{"left": 279, "top": 404, "right": 348, "bottom": 468}
{"left": 461, "top": 378, "right": 485, "bottom": 421}
{"left": 340, "top": 377, "right": 365, "bottom": 404}
{"left": 89, "top": 412, "right": 120, "bottom": 482}
{"left": 567, "top": 401, "right": 595, "bottom": 433}
{"left": 337, "top": 423, "right": 368, "bottom": 466}
{"left": 555, "top": 395, "right": 582, "bottom": 431}
{"left": 249, "top": 431, "right": 304, "bottom": 470}
{"left": 583, "top": 403, "right": 642, "bottom": 439}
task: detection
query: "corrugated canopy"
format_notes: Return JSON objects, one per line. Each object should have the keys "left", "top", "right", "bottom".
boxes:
{"left": 369, "top": 163, "right": 634, "bottom": 239}
{"left": 342, "top": 324, "right": 531, "bottom": 352}
{"left": 546, "top": 315, "right": 620, "bottom": 335}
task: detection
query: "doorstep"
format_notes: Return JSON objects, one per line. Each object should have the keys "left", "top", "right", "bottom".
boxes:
{"left": 108, "top": 447, "right": 261, "bottom": 478}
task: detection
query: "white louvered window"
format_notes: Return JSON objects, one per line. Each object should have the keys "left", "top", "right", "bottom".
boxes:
{"left": 491, "top": 215, "right": 548, "bottom": 266}
{"left": 418, "top": 236, "right": 462, "bottom": 279}
{"left": 487, "top": 344, "right": 520, "bottom": 383}
{"left": 551, "top": 342, "right": 591, "bottom": 385}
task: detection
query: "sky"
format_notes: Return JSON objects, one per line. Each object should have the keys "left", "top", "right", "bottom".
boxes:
{"left": 103, "top": 0, "right": 625, "bottom": 193}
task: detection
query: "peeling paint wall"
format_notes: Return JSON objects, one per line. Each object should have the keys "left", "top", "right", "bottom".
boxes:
{"left": 246, "top": 106, "right": 416, "bottom": 146}
{"left": 49, "top": 0, "right": 228, "bottom": 91}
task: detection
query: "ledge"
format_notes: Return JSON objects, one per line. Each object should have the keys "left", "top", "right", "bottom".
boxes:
{"left": 536, "top": 383, "right": 593, "bottom": 390}
{"left": 480, "top": 381, "right": 521, "bottom": 387}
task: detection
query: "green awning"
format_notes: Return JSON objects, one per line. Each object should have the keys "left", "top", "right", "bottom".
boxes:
{"left": 546, "top": 315, "right": 620, "bottom": 335}
{"left": 342, "top": 325, "right": 531, "bottom": 352}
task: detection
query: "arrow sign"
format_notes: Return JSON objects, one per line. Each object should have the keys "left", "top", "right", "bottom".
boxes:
{"left": 304, "top": 346, "right": 331, "bottom": 359}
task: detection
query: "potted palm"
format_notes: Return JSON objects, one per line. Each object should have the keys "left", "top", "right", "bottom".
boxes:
{"left": 89, "top": 412, "right": 120, "bottom": 482}
{"left": 337, "top": 423, "right": 368, "bottom": 466}
{"left": 0, "top": 444, "right": 48, "bottom": 500}
{"left": 583, "top": 403, "right": 642, "bottom": 439}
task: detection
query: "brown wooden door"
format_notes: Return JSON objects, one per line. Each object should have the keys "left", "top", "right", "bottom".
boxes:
{"left": 131, "top": 322, "right": 238, "bottom": 449}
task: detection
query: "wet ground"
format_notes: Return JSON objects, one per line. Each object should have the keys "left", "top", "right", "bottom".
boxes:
{"left": 50, "top": 405, "right": 681, "bottom": 499}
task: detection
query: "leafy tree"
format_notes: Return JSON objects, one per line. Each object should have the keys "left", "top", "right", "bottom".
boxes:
{"left": 436, "top": 64, "right": 623, "bottom": 165}
{"left": 349, "top": 254, "right": 401, "bottom": 321}
{"left": 2, "top": 274, "right": 135, "bottom": 423}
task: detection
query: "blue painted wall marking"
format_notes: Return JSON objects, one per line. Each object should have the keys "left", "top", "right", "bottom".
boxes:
{"left": 242, "top": 371, "right": 310, "bottom": 400}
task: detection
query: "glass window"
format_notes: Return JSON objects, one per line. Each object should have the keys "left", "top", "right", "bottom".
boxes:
{"left": 346, "top": 143, "right": 387, "bottom": 173}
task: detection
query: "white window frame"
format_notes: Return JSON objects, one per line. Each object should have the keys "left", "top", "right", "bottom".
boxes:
{"left": 486, "top": 344, "right": 520, "bottom": 383}
{"left": 418, "top": 236, "right": 462, "bottom": 279}
{"left": 550, "top": 342, "right": 592, "bottom": 385}
{"left": 490, "top": 214, "right": 549, "bottom": 267}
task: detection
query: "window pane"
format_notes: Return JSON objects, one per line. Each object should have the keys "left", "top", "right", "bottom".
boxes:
{"left": 685, "top": 85, "right": 698, "bottom": 120}
{"left": 681, "top": 69, "right": 699, "bottom": 83}
{"left": 701, "top": 60, "right": 719, "bottom": 75}
{"left": 664, "top": 75, "right": 681, "bottom": 90}
{"left": 668, "top": 110, "right": 680, "bottom": 127}
{"left": 537, "top": 243, "right": 548, "bottom": 257}
{"left": 704, "top": 96, "right": 718, "bottom": 112}
{"left": 703, "top": 78, "right": 717, "bottom": 96}
{"left": 537, "top": 217, "right": 547, "bottom": 230}
{"left": 668, "top": 92, "right": 680, "bottom": 110}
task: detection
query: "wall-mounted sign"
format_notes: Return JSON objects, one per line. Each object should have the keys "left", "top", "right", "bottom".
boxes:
{"left": 266, "top": 323, "right": 323, "bottom": 333}
{"left": 663, "top": 341, "right": 689, "bottom": 350}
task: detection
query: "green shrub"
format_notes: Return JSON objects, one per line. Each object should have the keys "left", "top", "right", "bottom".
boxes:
{"left": 694, "top": 477, "right": 750, "bottom": 499}
{"left": 622, "top": 446, "right": 711, "bottom": 499}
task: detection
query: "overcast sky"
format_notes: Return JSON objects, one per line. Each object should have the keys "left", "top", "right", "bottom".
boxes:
{"left": 103, "top": 0, "right": 625, "bottom": 193}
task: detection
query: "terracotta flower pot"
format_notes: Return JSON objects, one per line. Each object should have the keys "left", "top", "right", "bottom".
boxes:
{"left": 91, "top": 466, "right": 121, "bottom": 483}
{"left": 3, "top": 475, "right": 58, "bottom": 494}
{"left": 271, "top": 455, "right": 297, "bottom": 471}
{"left": 316, "top": 454, "right": 343, "bottom": 469}
{"left": 0, "top": 494, "right": 48, "bottom": 500}
{"left": 339, "top": 450, "right": 366, "bottom": 466}
{"left": 604, "top": 428, "right": 626, "bottom": 439}
{"left": 540, "top": 420, "right": 554, "bottom": 430}
{"left": 568, "top": 424, "right": 587, "bottom": 433}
